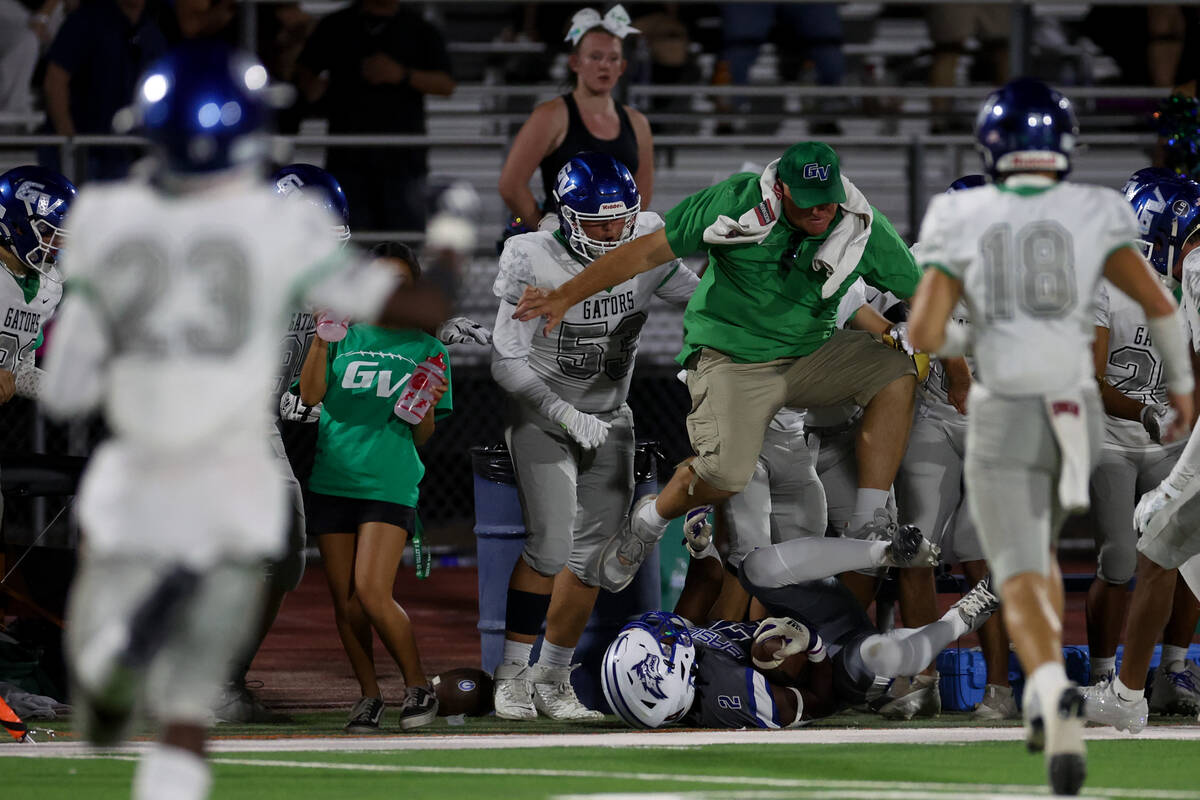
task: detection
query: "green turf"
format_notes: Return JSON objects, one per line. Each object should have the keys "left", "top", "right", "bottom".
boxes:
{"left": 4, "top": 740, "right": 1200, "bottom": 799}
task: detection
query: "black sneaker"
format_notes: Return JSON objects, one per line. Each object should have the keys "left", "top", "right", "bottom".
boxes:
{"left": 345, "top": 696, "right": 384, "bottom": 733}
{"left": 398, "top": 685, "right": 438, "bottom": 730}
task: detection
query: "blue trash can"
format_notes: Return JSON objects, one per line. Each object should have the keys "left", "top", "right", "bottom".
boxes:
{"left": 472, "top": 441, "right": 661, "bottom": 712}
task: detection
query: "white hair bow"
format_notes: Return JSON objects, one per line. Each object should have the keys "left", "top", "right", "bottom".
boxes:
{"left": 565, "top": 4, "right": 640, "bottom": 45}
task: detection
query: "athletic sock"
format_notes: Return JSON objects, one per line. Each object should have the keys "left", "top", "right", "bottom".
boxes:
{"left": 133, "top": 744, "right": 211, "bottom": 800}
{"left": 741, "top": 538, "right": 887, "bottom": 589}
{"left": 849, "top": 489, "right": 891, "bottom": 531}
{"left": 1161, "top": 644, "right": 1189, "bottom": 673}
{"left": 1113, "top": 675, "right": 1144, "bottom": 703}
{"left": 537, "top": 641, "right": 574, "bottom": 669}
{"left": 1029, "top": 662, "right": 1069, "bottom": 718}
{"left": 500, "top": 639, "right": 533, "bottom": 668}
{"left": 1090, "top": 655, "right": 1116, "bottom": 684}
{"left": 939, "top": 603, "right": 973, "bottom": 640}
{"left": 636, "top": 497, "right": 670, "bottom": 534}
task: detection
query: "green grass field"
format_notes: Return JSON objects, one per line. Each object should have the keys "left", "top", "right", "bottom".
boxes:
{"left": 3, "top": 711, "right": 1199, "bottom": 800}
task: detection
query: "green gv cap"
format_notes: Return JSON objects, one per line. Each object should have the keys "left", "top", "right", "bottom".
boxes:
{"left": 777, "top": 141, "right": 846, "bottom": 208}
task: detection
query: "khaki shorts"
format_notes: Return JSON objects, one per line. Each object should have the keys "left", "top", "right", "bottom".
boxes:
{"left": 927, "top": 4, "right": 1009, "bottom": 46}
{"left": 685, "top": 330, "right": 916, "bottom": 493}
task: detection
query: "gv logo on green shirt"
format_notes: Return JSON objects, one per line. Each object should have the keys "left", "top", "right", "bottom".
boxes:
{"left": 343, "top": 359, "right": 412, "bottom": 397}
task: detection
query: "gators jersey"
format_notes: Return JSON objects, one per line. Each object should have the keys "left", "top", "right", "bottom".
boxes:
{"left": 919, "top": 299, "right": 973, "bottom": 422}
{"left": 1095, "top": 280, "right": 1174, "bottom": 451}
{"left": 274, "top": 310, "right": 316, "bottom": 404}
{"left": 919, "top": 179, "right": 1139, "bottom": 396}
{"left": 0, "top": 265, "right": 62, "bottom": 371}
{"left": 492, "top": 211, "right": 699, "bottom": 413}
{"left": 1181, "top": 249, "right": 1200, "bottom": 352}
{"left": 683, "top": 621, "right": 789, "bottom": 729}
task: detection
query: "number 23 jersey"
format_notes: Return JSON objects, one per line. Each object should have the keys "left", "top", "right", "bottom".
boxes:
{"left": 493, "top": 212, "right": 699, "bottom": 413}
{"left": 918, "top": 179, "right": 1138, "bottom": 396}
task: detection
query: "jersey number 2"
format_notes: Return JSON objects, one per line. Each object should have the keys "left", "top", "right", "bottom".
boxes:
{"left": 556, "top": 312, "right": 647, "bottom": 381}
{"left": 980, "top": 221, "right": 1077, "bottom": 321}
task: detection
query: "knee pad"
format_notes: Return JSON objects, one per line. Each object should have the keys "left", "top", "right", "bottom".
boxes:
{"left": 1096, "top": 540, "right": 1136, "bottom": 585}
{"left": 520, "top": 544, "right": 568, "bottom": 579}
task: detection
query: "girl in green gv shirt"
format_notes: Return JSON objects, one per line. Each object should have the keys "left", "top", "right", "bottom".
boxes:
{"left": 298, "top": 242, "right": 453, "bottom": 733}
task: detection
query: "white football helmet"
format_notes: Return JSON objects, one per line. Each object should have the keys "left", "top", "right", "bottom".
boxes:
{"left": 601, "top": 611, "right": 696, "bottom": 728}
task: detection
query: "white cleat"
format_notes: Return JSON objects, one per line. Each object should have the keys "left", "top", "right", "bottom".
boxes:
{"left": 529, "top": 664, "right": 603, "bottom": 721}
{"left": 596, "top": 495, "right": 665, "bottom": 593}
{"left": 1080, "top": 678, "right": 1147, "bottom": 734}
{"left": 973, "top": 684, "right": 1020, "bottom": 721}
{"left": 949, "top": 575, "right": 1000, "bottom": 633}
{"left": 492, "top": 662, "right": 537, "bottom": 721}
{"left": 882, "top": 524, "right": 940, "bottom": 568}
{"left": 1043, "top": 684, "right": 1087, "bottom": 796}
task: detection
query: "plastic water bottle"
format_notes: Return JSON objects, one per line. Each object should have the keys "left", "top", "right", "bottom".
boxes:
{"left": 394, "top": 353, "right": 446, "bottom": 424}
{"left": 314, "top": 310, "right": 349, "bottom": 342}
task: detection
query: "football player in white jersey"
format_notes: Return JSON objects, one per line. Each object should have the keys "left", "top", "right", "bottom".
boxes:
{"left": 490, "top": 152, "right": 699, "bottom": 721}
{"left": 41, "top": 43, "right": 447, "bottom": 800}
{"left": 909, "top": 78, "right": 1193, "bottom": 796}
{"left": 1083, "top": 173, "right": 1200, "bottom": 732}
{"left": 0, "top": 165, "right": 75, "bottom": 535}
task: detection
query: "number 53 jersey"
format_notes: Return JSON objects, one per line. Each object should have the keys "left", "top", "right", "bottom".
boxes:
{"left": 918, "top": 179, "right": 1139, "bottom": 396}
{"left": 493, "top": 212, "right": 699, "bottom": 413}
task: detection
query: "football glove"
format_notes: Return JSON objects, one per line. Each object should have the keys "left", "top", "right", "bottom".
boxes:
{"left": 279, "top": 392, "right": 323, "bottom": 424}
{"left": 752, "top": 616, "right": 826, "bottom": 669}
{"left": 551, "top": 403, "right": 610, "bottom": 450}
{"left": 882, "top": 323, "right": 930, "bottom": 382}
{"left": 1133, "top": 478, "right": 1182, "bottom": 534}
{"left": 437, "top": 316, "right": 492, "bottom": 346}
{"left": 682, "top": 505, "right": 714, "bottom": 558}
{"left": 1140, "top": 403, "right": 1177, "bottom": 445}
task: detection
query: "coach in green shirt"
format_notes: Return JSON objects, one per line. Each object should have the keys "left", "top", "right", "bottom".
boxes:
{"left": 516, "top": 142, "right": 921, "bottom": 591}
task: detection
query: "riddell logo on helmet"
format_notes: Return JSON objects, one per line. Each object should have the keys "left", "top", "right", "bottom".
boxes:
{"left": 1008, "top": 154, "right": 1059, "bottom": 169}
{"left": 599, "top": 202, "right": 627, "bottom": 212}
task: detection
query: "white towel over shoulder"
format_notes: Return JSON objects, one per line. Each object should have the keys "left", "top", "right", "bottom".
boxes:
{"left": 701, "top": 162, "right": 873, "bottom": 299}
{"left": 1044, "top": 387, "right": 1093, "bottom": 514}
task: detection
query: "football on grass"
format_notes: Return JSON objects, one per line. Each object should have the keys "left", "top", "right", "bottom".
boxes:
{"left": 432, "top": 668, "right": 494, "bottom": 716}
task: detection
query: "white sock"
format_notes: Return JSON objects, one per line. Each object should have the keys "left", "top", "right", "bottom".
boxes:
{"left": 939, "top": 604, "right": 973, "bottom": 640}
{"left": 741, "top": 538, "right": 885, "bottom": 588}
{"left": 1113, "top": 675, "right": 1144, "bottom": 703}
{"left": 1029, "top": 662, "right": 1069, "bottom": 718}
{"left": 636, "top": 496, "right": 670, "bottom": 534}
{"left": 133, "top": 744, "right": 211, "bottom": 800}
{"left": 501, "top": 639, "right": 533, "bottom": 667}
{"left": 859, "top": 622, "right": 955, "bottom": 677}
{"left": 537, "top": 640, "right": 574, "bottom": 669}
{"left": 1161, "top": 644, "right": 1189, "bottom": 673}
{"left": 850, "top": 489, "right": 891, "bottom": 531}
{"left": 1090, "top": 655, "right": 1116, "bottom": 683}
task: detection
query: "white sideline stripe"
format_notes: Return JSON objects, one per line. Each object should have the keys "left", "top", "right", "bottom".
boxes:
{"left": 5, "top": 725, "right": 1200, "bottom": 755}
{"left": 555, "top": 793, "right": 1089, "bottom": 800}
{"left": 7, "top": 752, "right": 1200, "bottom": 800}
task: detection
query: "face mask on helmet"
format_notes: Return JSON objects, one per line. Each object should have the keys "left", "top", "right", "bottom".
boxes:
{"left": 601, "top": 612, "right": 696, "bottom": 729}
{"left": 1129, "top": 177, "right": 1200, "bottom": 285}
{"left": 0, "top": 166, "right": 78, "bottom": 280}
{"left": 554, "top": 152, "right": 640, "bottom": 261}
{"left": 975, "top": 78, "right": 1078, "bottom": 179}
{"left": 271, "top": 164, "right": 352, "bottom": 246}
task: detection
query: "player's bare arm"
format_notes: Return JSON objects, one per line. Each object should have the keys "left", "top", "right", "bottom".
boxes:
{"left": 513, "top": 227, "right": 677, "bottom": 334}
{"left": 943, "top": 357, "right": 971, "bottom": 415}
{"left": 908, "top": 269, "right": 963, "bottom": 354}
{"left": 0, "top": 369, "right": 14, "bottom": 404}
{"left": 413, "top": 378, "right": 447, "bottom": 447}
{"left": 1092, "top": 325, "right": 1147, "bottom": 422}
{"left": 298, "top": 337, "right": 329, "bottom": 408}
{"left": 1104, "top": 245, "right": 1194, "bottom": 439}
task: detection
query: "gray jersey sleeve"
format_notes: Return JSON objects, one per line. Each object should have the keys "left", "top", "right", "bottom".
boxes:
{"left": 652, "top": 262, "right": 700, "bottom": 307}
{"left": 491, "top": 299, "right": 570, "bottom": 421}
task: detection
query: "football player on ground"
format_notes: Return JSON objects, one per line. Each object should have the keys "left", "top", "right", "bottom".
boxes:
{"left": 1083, "top": 172, "right": 1200, "bottom": 731}
{"left": 888, "top": 175, "right": 1016, "bottom": 722}
{"left": 1085, "top": 172, "right": 1200, "bottom": 710}
{"left": 909, "top": 78, "right": 1193, "bottom": 796}
{"left": 0, "top": 165, "right": 75, "bottom": 535}
{"left": 41, "top": 42, "right": 447, "bottom": 800}
{"left": 489, "top": 152, "right": 699, "bottom": 721}
{"left": 601, "top": 531, "right": 998, "bottom": 729}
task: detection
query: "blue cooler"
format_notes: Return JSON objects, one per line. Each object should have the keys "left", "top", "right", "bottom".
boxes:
{"left": 471, "top": 442, "right": 662, "bottom": 712}
{"left": 936, "top": 646, "right": 1092, "bottom": 711}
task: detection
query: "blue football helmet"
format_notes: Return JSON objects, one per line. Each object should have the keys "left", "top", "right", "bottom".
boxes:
{"left": 975, "top": 78, "right": 1079, "bottom": 178}
{"left": 553, "top": 152, "right": 640, "bottom": 261}
{"left": 947, "top": 174, "right": 987, "bottom": 193}
{"left": 134, "top": 41, "right": 271, "bottom": 175}
{"left": 1128, "top": 175, "right": 1200, "bottom": 283}
{"left": 271, "top": 164, "right": 351, "bottom": 244}
{"left": 1122, "top": 166, "right": 1179, "bottom": 201}
{"left": 601, "top": 612, "right": 696, "bottom": 729}
{"left": 0, "top": 166, "right": 78, "bottom": 278}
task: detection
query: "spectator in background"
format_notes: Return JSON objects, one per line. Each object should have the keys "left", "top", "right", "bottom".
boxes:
{"left": 925, "top": 4, "right": 1009, "bottom": 134}
{"left": 498, "top": 4, "right": 654, "bottom": 234}
{"left": 712, "top": 3, "right": 845, "bottom": 135}
{"left": 1084, "top": 5, "right": 1199, "bottom": 89}
{"left": 42, "top": 0, "right": 167, "bottom": 179}
{"left": 0, "top": 0, "right": 62, "bottom": 125}
{"left": 296, "top": 0, "right": 455, "bottom": 232}
{"left": 158, "top": 0, "right": 237, "bottom": 43}
{"left": 630, "top": 3, "right": 701, "bottom": 135}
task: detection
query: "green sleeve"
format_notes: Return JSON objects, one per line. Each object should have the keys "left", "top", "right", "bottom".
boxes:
{"left": 859, "top": 209, "right": 921, "bottom": 300}
{"left": 433, "top": 340, "right": 453, "bottom": 420}
{"left": 663, "top": 173, "right": 759, "bottom": 259}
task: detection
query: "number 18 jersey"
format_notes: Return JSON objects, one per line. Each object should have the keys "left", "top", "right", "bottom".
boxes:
{"left": 493, "top": 212, "right": 699, "bottom": 413}
{"left": 918, "top": 179, "right": 1139, "bottom": 396}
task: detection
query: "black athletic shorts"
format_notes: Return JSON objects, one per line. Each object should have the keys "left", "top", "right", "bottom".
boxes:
{"left": 305, "top": 490, "right": 416, "bottom": 535}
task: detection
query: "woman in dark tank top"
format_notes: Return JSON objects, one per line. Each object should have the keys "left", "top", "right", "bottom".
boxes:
{"left": 498, "top": 5, "right": 654, "bottom": 232}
